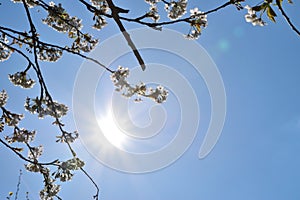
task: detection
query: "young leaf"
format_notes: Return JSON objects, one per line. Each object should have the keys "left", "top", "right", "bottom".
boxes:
{"left": 267, "top": 6, "right": 277, "bottom": 22}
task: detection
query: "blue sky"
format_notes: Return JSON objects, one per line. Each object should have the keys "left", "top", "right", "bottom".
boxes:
{"left": 1, "top": 0, "right": 300, "bottom": 200}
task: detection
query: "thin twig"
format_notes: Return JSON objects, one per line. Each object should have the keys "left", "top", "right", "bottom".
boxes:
{"left": 0, "top": 136, "right": 59, "bottom": 166}
{"left": 0, "top": 26, "right": 114, "bottom": 73}
{"left": 276, "top": 0, "right": 300, "bottom": 36}
{"left": 14, "top": 169, "right": 22, "bottom": 200}
{"left": 80, "top": 167, "right": 100, "bottom": 200}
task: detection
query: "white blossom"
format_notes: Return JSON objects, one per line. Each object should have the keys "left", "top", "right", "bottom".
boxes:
{"left": 165, "top": 0, "right": 187, "bottom": 20}
{"left": 5, "top": 128, "right": 36, "bottom": 143}
{"left": 71, "top": 34, "right": 99, "bottom": 52}
{"left": 111, "top": 66, "right": 168, "bottom": 103}
{"left": 8, "top": 72, "right": 35, "bottom": 89}
{"left": 37, "top": 46, "right": 63, "bottom": 62}
{"left": 244, "top": 5, "right": 266, "bottom": 26}
{"left": 147, "top": 5, "right": 160, "bottom": 22}
{"left": 0, "top": 90, "right": 8, "bottom": 107}
{"left": 42, "top": 2, "right": 82, "bottom": 34}
{"left": 91, "top": 0, "right": 109, "bottom": 13}
{"left": 4, "top": 113, "right": 24, "bottom": 127}
{"left": 25, "top": 97, "right": 68, "bottom": 119}
{"left": 185, "top": 29, "right": 201, "bottom": 40}
{"left": 25, "top": 163, "right": 42, "bottom": 172}
{"left": 56, "top": 131, "right": 79, "bottom": 143}
{"left": 53, "top": 157, "right": 84, "bottom": 182}
{"left": 11, "top": 0, "right": 37, "bottom": 8}
{"left": 93, "top": 15, "right": 107, "bottom": 30}
{"left": 28, "top": 145, "right": 43, "bottom": 160}
{"left": 185, "top": 8, "right": 207, "bottom": 40}
{"left": 145, "top": 0, "right": 161, "bottom": 5}
{"left": 0, "top": 35, "right": 12, "bottom": 62}
{"left": 40, "top": 183, "right": 60, "bottom": 200}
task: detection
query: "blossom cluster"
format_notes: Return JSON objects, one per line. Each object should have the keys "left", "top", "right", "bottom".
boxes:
{"left": 0, "top": 90, "right": 8, "bottom": 107}
{"left": 37, "top": 46, "right": 63, "bottom": 62}
{"left": 148, "top": 4, "right": 160, "bottom": 22}
{"left": 185, "top": 7, "right": 207, "bottom": 40}
{"left": 2, "top": 110, "right": 24, "bottom": 127}
{"left": 28, "top": 145, "right": 43, "bottom": 160}
{"left": 0, "top": 34, "right": 12, "bottom": 62}
{"left": 43, "top": 2, "right": 82, "bottom": 34}
{"left": 11, "top": 0, "right": 37, "bottom": 8}
{"left": 93, "top": 14, "right": 108, "bottom": 30}
{"left": 111, "top": 66, "right": 168, "bottom": 103}
{"left": 53, "top": 157, "right": 85, "bottom": 182}
{"left": 39, "top": 168, "right": 61, "bottom": 200}
{"left": 145, "top": 0, "right": 161, "bottom": 4}
{"left": 56, "top": 131, "right": 79, "bottom": 143}
{"left": 91, "top": 0, "right": 109, "bottom": 13}
{"left": 8, "top": 72, "right": 35, "bottom": 89}
{"left": 70, "top": 34, "right": 99, "bottom": 52}
{"left": 165, "top": 0, "right": 187, "bottom": 20}
{"left": 39, "top": 182, "right": 60, "bottom": 200}
{"left": 91, "top": 0, "right": 109, "bottom": 30}
{"left": 25, "top": 96, "right": 68, "bottom": 119}
{"left": 5, "top": 128, "right": 36, "bottom": 144}
{"left": 244, "top": 5, "right": 266, "bottom": 26}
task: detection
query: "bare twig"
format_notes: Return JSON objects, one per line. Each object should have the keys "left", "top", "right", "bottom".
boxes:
{"left": 276, "top": 0, "right": 300, "bottom": 36}
{"left": 0, "top": 136, "right": 59, "bottom": 166}
{"left": 106, "top": 0, "right": 146, "bottom": 71}
{"left": 14, "top": 170, "right": 22, "bottom": 200}
{"left": 80, "top": 167, "right": 100, "bottom": 200}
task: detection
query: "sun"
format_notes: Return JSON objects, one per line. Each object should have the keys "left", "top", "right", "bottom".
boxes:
{"left": 97, "top": 110, "right": 127, "bottom": 149}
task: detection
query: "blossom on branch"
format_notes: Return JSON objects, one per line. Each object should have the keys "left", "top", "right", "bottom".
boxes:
{"left": 53, "top": 157, "right": 85, "bottom": 182}
{"left": 0, "top": 34, "right": 12, "bottom": 62}
{"left": 37, "top": 46, "right": 63, "bottom": 62}
{"left": 11, "top": 0, "right": 37, "bottom": 8}
{"left": 111, "top": 66, "right": 168, "bottom": 103}
{"left": 5, "top": 128, "right": 36, "bottom": 144}
{"left": 25, "top": 96, "right": 68, "bottom": 119}
{"left": 244, "top": 5, "right": 266, "bottom": 26}
{"left": 91, "top": 0, "right": 109, "bottom": 13}
{"left": 0, "top": 90, "right": 8, "bottom": 107}
{"left": 8, "top": 72, "right": 35, "bottom": 89}
{"left": 165, "top": 0, "right": 187, "bottom": 20}
{"left": 185, "top": 8, "right": 207, "bottom": 40}
{"left": 43, "top": 2, "right": 83, "bottom": 34}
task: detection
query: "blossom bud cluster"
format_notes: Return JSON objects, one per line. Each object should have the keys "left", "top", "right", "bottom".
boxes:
{"left": 165, "top": 0, "right": 187, "bottom": 20}
{"left": 53, "top": 157, "right": 85, "bottom": 182}
{"left": 11, "top": 0, "right": 37, "bottom": 8}
{"left": 0, "top": 34, "right": 11, "bottom": 62}
{"left": 244, "top": 5, "right": 266, "bottom": 26}
{"left": 8, "top": 72, "right": 35, "bottom": 89}
{"left": 43, "top": 2, "right": 83, "bottom": 34}
{"left": 37, "top": 46, "right": 63, "bottom": 62}
{"left": 25, "top": 96, "right": 68, "bottom": 119}
{"left": 185, "top": 8, "right": 207, "bottom": 40}
{"left": 5, "top": 128, "right": 36, "bottom": 144}
{"left": 0, "top": 90, "right": 8, "bottom": 107}
{"left": 111, "top": 66, "right": 168, "bottom": 103}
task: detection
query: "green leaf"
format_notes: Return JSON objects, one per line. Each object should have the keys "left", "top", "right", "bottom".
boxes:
{"left": 267, "top": 5, "right": 277, "bottom": 22}
{"left": 253, "top": 2, "right": 269, "bottom": 11}
{"left": 252, "top": 5, "right": 264, "bottom": 11}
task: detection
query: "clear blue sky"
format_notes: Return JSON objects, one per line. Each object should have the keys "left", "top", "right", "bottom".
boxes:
{"left": 1, "top": 0, "right": 300, "bottom": 200}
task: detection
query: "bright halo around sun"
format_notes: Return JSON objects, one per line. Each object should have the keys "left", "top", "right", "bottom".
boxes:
{"left": 97, "top": 110, "right": 127, "bottom": 149}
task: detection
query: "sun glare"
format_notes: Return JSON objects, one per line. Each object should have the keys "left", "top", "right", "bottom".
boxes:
{"left": 97, "top": 111, "right": 127, "bottom": 149}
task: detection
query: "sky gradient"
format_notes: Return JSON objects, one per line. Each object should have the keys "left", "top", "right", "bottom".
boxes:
{"left": 1, "top": 0, "right": 300, "bottom": 199}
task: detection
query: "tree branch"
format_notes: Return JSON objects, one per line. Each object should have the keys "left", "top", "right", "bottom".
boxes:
{"left": 106, "top": 0, "right": 146, "bottom": 71}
